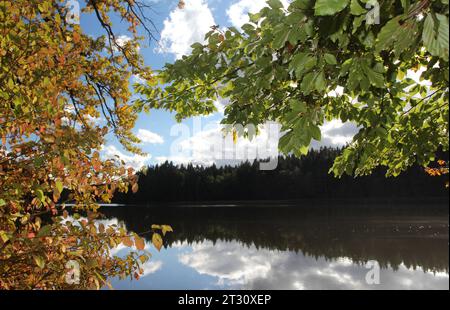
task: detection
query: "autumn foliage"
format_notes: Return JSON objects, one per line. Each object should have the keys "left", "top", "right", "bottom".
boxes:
{"left": 425, "top": 160, "right": 449, "bottom": 187}
{"left": 0, "top": 0, "right": 167, "bottom": 289}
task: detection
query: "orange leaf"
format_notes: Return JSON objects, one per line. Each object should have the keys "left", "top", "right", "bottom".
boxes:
{"left": 122, "top": 236, "right": 133, "bottom": 247}
{"left": 131, "top": 183, "right": 139, "bottom": 193}
{"left": 73, "top": 32, "right": 80, "bottom": 43}
{"left": 134, "top": 235, "right": 145, "bottom": 250}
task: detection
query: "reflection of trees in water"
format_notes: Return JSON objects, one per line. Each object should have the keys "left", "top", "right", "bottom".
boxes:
{"left": 101, "top": 205, "right": 449, "bottom": 274}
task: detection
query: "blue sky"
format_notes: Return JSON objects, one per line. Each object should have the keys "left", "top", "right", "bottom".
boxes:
{"left": 80, "top": 0, "right": 357, "bottom": 170}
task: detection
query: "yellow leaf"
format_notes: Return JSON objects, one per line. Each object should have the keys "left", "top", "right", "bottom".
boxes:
{"left": 161, "top": 225, "right": 173, "bottom": 236}
{"left": 33, "top": 255, "right": 45, "bottom": 269}
{"left": 152, "top": 233, "right": 163, "bottom": 251}
{"left": 138, "top": 255, "right": 148, "bottom": 264}
{"left": 0, "top": 231, "right": 9, "bottom": 243}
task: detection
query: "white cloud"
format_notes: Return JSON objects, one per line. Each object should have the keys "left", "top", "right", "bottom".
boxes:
{"left": 116, "top": 35, "right": 132, "bottom": 47}
{"left": 141, "top": 260, "right": 163, "bottom": 277}
{"left": 406, "top": 66, "right": 432, "bottom": 86}
{"left": 132, "top": 74, "right": 146, "bottom": 85}
{"left": 159, "top": 118, "right": 357, "bottom": 167}
{"left": 162, "top": 121, "right": 280, "bottom": 166}
{"left": 86, "top": 115, "right": 104, "bottom": 126}
{"left": 157, "top": 0, "right": 215, "bottom": 59}
{"left": 112, "top": 35, "right": 140, "bottom": 52}
{"left": 136, "top": 129, "right": 164, "bottom": 144}
{"left": 214, "top": 98, "right": 227, "bottom": 115}
{"left": 226, "top": 0, "right": 290, "bottom": 28}
{"left": 102, "top": 145, "right": 151, "bottom": 171}
{"left": 313, "top": 120, "right": 358, "bottom": 148}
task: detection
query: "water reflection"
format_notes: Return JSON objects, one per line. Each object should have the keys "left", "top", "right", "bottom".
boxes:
{"left": 101, "top": 205, "right": 449, "bottom": 290}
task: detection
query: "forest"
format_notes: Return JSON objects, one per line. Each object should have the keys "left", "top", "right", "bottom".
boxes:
{"left": 113, "top": 147, "right": 449, "bottom": 203}
{"left": 1, "top": 0, "right": 448, "bottom": 290}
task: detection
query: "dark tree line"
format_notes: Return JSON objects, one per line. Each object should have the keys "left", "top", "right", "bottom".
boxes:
{"left": 113, "top": 147, "right": 449, "bottom": 203}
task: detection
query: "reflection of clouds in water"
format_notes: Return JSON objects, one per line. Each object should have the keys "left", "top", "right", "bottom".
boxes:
{"left": 177, "top": 240, "right": 449, "bottom": 290}
{"left": 109, "top": 243, "right": 127, "bottom": 257}
{"left": 141, "top": 260, "right": 163, "bottom": 277}
{"left": 63, "top": 215, "right": 125, "bottom": 230}
{"left": 179, "top": 241, "right": 272, "bottom": 287}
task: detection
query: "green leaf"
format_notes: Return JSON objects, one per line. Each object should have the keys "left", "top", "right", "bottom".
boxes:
{"left": 422, "top": 13, "right": 449, "bottom": 61}
{"left": 314, "top": 71, "right": 327, "bottom": 92}
{"left": 350, "top": 0, "right": 367, "bottom": 15}
{"left": 33, "top": 255, "right": 45, "bottom": 269}
{"left": 191, "top": 42, "right": 203, "bottom": 49}
{"left": 300, "top": 72, "right": 316, "bottom": 94}
{"left": 7, "top": 78, "right": 14, "bottom": 89}
{"left": 273, "top": 27, "right": 290, "bottom": 49}
{"left": 290, "top": 53, "right": 316, "bottom": 79}
{"left": 55, "top": 180, "right": 63, "bottom": 194}
{"left": 362, "top": 64, "right": 385, "bottom": 88}
{"left": 310, "top": 125, "right": 322, "bottom": 141}
{"left": 299, "top": 144, "right": 310, "bottom": 155}
{"left": 36, "top": 189, "right": 45, "bottom": 202}
{"left": 315, "top": 0, "right": 349, "bottom": 16}
{"left": 279, "top": 133, "right": 293, "bottom": 154}
{"left": 375, "top": 17, "right": 401, "bottom": 52}
{"left": 290, "top": 99, "right": 307, "bottom": 113}
{"left": 267, "top": 0, "right": 284, "bottom": 9}
{"left": 288, "top": 27, "right": 307, "bottom": 45}
{"left": 324, "top": 53, "right": 337, "bottom": 65}
{"left": 400, "top": 0, "right": 410, "bottom": 12}
{"left": 37, "top": 225, "right": 52, "bottom": 238}
{"left": 0, "top": 230, "right": 9, "bottom": 243}
{"left": 0, "top": 199, "right": 5, "bottom": 207}
{"left": 376, "top": 17, "right": 419, "bottom": 55}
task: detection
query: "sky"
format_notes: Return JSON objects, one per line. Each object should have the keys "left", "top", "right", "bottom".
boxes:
{"left": 80, "top": 0, "right": 358, "bottom": 171}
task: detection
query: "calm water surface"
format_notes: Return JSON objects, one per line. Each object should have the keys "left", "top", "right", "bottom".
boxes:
{"left": 100, "top": 203, "right": 449, "bottom": 290}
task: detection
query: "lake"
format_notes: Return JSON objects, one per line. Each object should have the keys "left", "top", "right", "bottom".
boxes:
{"left": 99, "top": 201, "right": 449, "bottom": 290}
